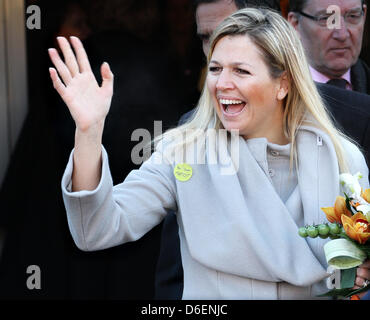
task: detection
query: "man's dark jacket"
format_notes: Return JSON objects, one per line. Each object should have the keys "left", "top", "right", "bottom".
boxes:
{"left": 351, "top": 59, "right": 370, "bottom": 94}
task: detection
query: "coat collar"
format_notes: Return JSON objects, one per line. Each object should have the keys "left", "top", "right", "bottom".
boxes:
{"left": 180, "top": 125, "right": 341, "bottom": 286}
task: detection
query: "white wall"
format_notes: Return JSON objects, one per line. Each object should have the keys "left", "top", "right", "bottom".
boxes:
{"left": 0, "top": 0, "right": 28, "bottom": 188}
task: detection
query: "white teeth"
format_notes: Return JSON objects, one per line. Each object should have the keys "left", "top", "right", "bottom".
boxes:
{"left": 219, "top": 99, "right": 243, "bottom": 105}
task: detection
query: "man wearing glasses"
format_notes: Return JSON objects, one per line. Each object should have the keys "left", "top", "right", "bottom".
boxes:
{"left": 288, "top": 0, "right": 369, "bottom": 94}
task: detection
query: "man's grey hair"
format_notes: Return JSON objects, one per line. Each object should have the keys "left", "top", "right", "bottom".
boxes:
{"left": 193, "top": 0, "right": 280, "bottom": 11}
{"left": 288, "top": 0, "right": 367, "bottom": 12}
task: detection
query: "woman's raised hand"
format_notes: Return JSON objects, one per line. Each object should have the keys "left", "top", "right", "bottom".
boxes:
{"left": 48, "top": 36, "right": 113, "bottom": 133}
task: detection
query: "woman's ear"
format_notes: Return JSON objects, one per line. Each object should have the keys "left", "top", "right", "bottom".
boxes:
{"left": 277, "top": 71, "right": 289, "bottom": 101}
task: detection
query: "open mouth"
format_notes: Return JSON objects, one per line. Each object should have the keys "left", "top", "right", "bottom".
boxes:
{"left": 219, "top": 98, "right": 246, "bottom": 116}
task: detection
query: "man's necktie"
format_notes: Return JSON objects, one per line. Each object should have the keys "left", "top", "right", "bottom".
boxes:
{"left": 326, "top": 78, "right": 348, "bottom": 90}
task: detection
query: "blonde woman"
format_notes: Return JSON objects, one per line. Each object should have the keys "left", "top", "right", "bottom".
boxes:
{"left": 49, "top": 8, "right": 369, "bottom": 299}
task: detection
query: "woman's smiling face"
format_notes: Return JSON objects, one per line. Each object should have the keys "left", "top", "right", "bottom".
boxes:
{"left": 207, "top": 34, "right": 289, "bottom": 144}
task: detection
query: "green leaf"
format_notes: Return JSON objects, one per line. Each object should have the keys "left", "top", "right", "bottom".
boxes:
{"left": 345, "top": 284, "right": 370, "bottom": 297}
{"left": 317, "top": 288, "right": 355, "bottom": 298}
{"left": 318, "top": 284, "right": 370, "bottom": 298}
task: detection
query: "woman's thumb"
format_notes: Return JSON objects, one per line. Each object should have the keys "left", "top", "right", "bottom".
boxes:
{"left": 101, "top": 62, "right": 113, "bottom": 91}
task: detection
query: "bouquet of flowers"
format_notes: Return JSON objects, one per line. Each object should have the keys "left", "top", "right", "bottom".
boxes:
{"left": 298, "top": 172, "right": 370, "bottom": 298}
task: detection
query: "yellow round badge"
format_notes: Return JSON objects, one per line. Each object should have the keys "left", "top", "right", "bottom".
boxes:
{"left": 174, "top": 163, "right": 193, "bottom": 182}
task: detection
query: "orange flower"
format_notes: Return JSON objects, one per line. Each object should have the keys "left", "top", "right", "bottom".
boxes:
{"left": 321, "top": 196, "right": 352, "bottom": 224}
{"left": 341, "top": 212, "right": 370, "bottom": 244}
{"left": 361, "top": 188, "right": 370, "bottom": 203}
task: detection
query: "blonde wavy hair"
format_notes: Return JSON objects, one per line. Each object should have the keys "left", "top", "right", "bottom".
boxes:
{"left": 154, "top": 7, "right": 352, "bottom": 172}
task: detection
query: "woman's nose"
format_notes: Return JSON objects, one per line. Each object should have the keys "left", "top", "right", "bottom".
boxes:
{"left": 216, "top": 70, "right": 235, "bottom": 91}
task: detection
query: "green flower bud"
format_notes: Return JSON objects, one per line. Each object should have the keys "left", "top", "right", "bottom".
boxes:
{"left": 318, "top": 224, "right": 330, "bottom": 236}
{"left": 306, "top": 226, "right": 319, "bottom": 238}
{"left": 298, "top": 227, "right": 308, "bottom": 238}
{"left": 329, "top": 223, "right": 341, "bottom": 235}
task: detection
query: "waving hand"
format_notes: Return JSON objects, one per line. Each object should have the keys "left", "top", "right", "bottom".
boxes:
{"left": 48, "top": 36, "right": 114, "bottom": 191}
{"left": 48, "top": 36, "right": 113, "bottom": 132}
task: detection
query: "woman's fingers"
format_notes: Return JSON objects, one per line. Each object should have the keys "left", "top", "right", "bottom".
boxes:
{"left": 100, "top": 62, "right": 114, "bottom": 95}
{"left": 57, "top": 37, "right": 80, "bottom": 76}
{"left": 49, "top": 67, "right": 66, "bottom": 97}
{"left": 70, "top": 36, "right": 92, "bottom": 73}
{"left": 360, "top": 259, "right": 370, "bottom": 268}
{"left": 48, "top": 48, "right": 72, "bottom": 85}
{"left": 356, "top": 264, "right": 370, "bottom": 281}
{"left": 48, "top": 36, "right": 92, "bottom": 86}
{"left": 353, "top": 261, "right": 370, "bottom": 290}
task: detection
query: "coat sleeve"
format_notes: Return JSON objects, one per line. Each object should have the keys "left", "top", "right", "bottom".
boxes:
{"left": 61, "top": 146, "right": 177, "bottom": 251}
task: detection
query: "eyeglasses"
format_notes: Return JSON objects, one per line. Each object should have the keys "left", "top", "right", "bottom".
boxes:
{"left": 298, "top": 8, "right": 364, "bottom": 27}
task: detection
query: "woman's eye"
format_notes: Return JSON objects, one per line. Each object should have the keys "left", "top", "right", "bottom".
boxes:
{"left": 236, "top": 68, "right": 250, "bottom": 75}
{"left": 209, "top": 66, "right": 221, "bottom": 72}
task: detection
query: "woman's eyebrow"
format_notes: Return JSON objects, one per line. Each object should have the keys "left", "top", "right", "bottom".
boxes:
{"left": 209, "top": 60, "right": 253, "bottom": 68}
{"left": 230, "top": 62, "right": 253, "bottom": 68}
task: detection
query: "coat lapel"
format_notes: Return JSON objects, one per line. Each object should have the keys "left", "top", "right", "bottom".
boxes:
{"left": 181, "top": 130, "right": 332, "bottom": 286}
{"left": 296, "top": 126, "right": 340, "bottom": 267}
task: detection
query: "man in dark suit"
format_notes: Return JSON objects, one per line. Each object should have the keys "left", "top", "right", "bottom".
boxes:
{"left": 154, "top": 0, "right": 370, "bottom": 300}
{"left": 287, "top": 0, "right": 370, "bottom": 94}
{"left": 317, "top": 83, "right": 370, "bottom": 163}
